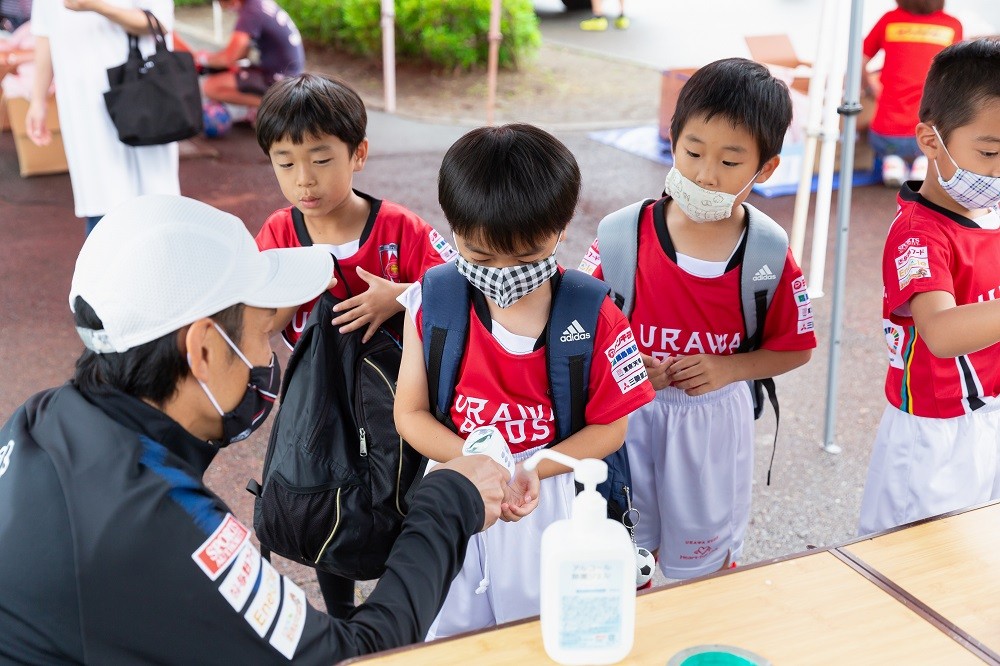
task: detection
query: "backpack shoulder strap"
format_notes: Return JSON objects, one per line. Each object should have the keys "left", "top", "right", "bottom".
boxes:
{"left": 421, "top": 262, "right": 472, "bottom": 426}
{"left": 596, "top": 200, "right": 652, "bottom": 317}
{"left": 739, "top": 203, "right": 789, "bottom": 351}
{"left": 546, "top": 269, "right": 610, "bottom": 442}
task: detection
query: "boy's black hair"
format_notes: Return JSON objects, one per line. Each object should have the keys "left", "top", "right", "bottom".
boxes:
{"left": 670, "top": 58, "right": 792, "bottom": 169}
{"left": 897, "top": 0, "right": 944, "bottom": 15}
{"left": 72, "top": 297, "right": 244, "bottom": 407}
{"left": 256, "top": 73, "right": 367, "bottom": 155}
{"left": 438, "top": 124, "right": 581, "bottom": 254}
{"left": 919, "top": 38, "right": 1000, "bottom": 142}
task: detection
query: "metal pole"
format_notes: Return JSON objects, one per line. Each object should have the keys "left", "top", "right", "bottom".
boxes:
{"left": 381, "top": 0, "right": 397, "bottom": 114}
{"left": 822, "top": 0, "right": 865, "bottom": 455}
{"left": 486, "top": 0, "right": 502, "bottom": 125}
{"left": 212, "top": 0, "right": 223, "bottom": 43}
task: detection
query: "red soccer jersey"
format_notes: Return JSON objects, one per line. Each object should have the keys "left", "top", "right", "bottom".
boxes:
{"left": 256, "top": 192, "right": 455, "bottom": 347}
{"left": 413, "top": 273, "right": 655, "bottom": 454}
{"left": 863, "top": 8, "right": 961, "bottom": 137}
{"left": 579, "top": 198, "right": 817, "bottom": 362}
{"left": 882, "top": 185, "right": 1000, "bottom": 418}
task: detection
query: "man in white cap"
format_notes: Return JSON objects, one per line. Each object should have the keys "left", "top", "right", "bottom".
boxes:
{"left": 0, "top": 194, "right": 507, "bottom": 664}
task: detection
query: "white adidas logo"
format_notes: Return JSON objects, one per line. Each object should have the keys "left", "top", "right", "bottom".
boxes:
{"left": 752, "top": 265, "right": 777, "bottom": 282}
{"left": 560, "top": 320, "right": 592, "bottom": 342}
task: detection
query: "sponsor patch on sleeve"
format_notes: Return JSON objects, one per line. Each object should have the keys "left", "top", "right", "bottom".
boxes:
{"left": 219, "top": 542, "right": 262, "bottom": 611}
{"left": 269, "top": 577, "right": 308, "bottom": 660}
{"left": 191, "top": 513, "right": 250, "bottom": 581}
{"left": 895, "top": 245, "right": 931, "bottom": 289}
{"left": 791, "top": 280, "right": 814, "bottom": 335}
{"left": 244, "top": 559, "right": 282, "bottom": 638}
{"left": 578, "top": 240, "right": 601, "bottom": 275}
{"left": 429, "top": 229, "right": 458, "bottom": 262}
{"left": 605, "top": 328, "right": 648, "bottom": 394}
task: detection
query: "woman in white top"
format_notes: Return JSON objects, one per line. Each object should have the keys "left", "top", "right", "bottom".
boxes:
{"left": 26, "top": 0, "right": 179, "bottom": 236}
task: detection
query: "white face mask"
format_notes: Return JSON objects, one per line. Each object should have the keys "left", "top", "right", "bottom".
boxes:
{"left": 664, "top": 166, "right": 759, "bottom": 223}
{"left": 933, "top": 126, "right": 1000, "bottom": 212}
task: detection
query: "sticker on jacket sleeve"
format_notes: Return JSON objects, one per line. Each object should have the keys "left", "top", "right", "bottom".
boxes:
{"left": 192, "top": 513, "right": 250, "bottom": 581}
{"left": 219, "top": 542, "right": 262, "bottom": 611}
{"left": 895, "top": 245, "right": 931, "bottom": 289}
{"left": 605, "top": 328, "right": 647, "bottom": 394}
{"left": 244, "top": 560, "right": 281, "bottom": 637}
{"left": 429, "top": 229, "right": 458, "bottom": 262}
{"left": 578, "top": 240, "right": 601, "bottom": 275}
{"left": 269, "top": 578, "right": 308, "bottom": 660}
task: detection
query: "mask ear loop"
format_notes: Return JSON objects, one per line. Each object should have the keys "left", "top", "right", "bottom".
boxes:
{"left": 931, "top": 125, "right": 962, "bottom": 180}
{"left": 211, "top": 321, "right": 253, "bottom": 370}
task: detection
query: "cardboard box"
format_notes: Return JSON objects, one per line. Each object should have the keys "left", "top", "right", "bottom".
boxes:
{"left": 3, "top": 94, "right": 69, "bottom": 177}
{"left": 745, "top": 34, "right": 811, "bottom": 95}
{"left": 658, "top": 67, "right": 698, "bottom": 143}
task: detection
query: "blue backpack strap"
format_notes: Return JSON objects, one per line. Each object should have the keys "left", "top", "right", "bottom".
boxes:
{"left": 545, "top": 269, "right": 610, "bottom": 442}
{"left": 420, "top": 262, "right": 471, "bottom": 428}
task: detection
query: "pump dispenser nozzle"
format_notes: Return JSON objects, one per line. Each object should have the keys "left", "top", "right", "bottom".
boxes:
{"left": 525, "top": 450, "right": 608, "bottom": 522}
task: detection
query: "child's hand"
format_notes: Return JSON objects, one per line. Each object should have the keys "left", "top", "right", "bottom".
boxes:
{"left": 641, "top": 353, "right": 675, "bottom": 391}
{"left": 666, "top": 354, "right": 735, "bottom": 396}
{"left": 500, "top": 462, "right": 540, "bottom": 522}
{"left": 331, "top": 267, "right": 406, "bottom": 342}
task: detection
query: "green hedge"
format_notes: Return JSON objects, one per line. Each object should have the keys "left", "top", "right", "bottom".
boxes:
{"left": 282, "top": 0, "right": 541, "bottom": 70}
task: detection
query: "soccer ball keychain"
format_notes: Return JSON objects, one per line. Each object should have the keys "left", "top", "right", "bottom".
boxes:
{"left": 623, "top": 485, "right": 655, "bottom": 588}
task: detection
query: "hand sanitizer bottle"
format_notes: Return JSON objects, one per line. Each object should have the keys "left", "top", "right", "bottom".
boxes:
{"left": 524, "top": 450, "right": 635, "bottom": 665}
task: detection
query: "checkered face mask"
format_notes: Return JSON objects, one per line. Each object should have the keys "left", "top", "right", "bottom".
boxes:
{"left": 454, "top": 237, "right": 560, "bottom": 308}
{"left": 933, "top": 126, "right": 1000, "bottom": 211}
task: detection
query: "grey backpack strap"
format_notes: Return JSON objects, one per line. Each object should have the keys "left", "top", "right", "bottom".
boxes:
{"left": 740, "top": 203, "right": 789, "bottom": 348}
{"left": 596, "top": 200, "right": 653, "bottom": 317}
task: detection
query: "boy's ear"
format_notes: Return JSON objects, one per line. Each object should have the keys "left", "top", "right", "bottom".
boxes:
{"left": 755, "top": 155, "right": 781, "bottom": 183}
{"left": 915, "top": 123, "right": 940, "bottom": 161}
{"left": 353, "top": 138, "right": 369, "bottom": 173}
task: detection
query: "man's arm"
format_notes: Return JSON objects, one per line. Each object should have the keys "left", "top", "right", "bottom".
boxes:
{"left": 198, "top": 31, "right": 251, "bottom": 69}
{"left": 63, "top": 0, "right": 153, "bottom": 35}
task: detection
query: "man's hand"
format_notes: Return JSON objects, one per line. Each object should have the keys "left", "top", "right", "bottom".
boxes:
{"left": 641, "top": 353, "right": 675, "bottom": 391}
{"left": 666, "top": 354, "right": 735, "bottom": 396}
{"left": 500, "top": 462, "right": 540, "bottom": 522}
{"left": 431, "top": 455, "right": 509, "bottom": 531}
{"left": 331, "top": 267, "right": 406, "bottom": 343}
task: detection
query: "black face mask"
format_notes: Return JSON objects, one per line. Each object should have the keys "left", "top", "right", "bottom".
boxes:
{"left": 194, "top": 323, "right": 281, "bottom": 446}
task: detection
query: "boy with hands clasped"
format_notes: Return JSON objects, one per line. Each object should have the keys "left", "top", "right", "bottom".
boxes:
{"left": 580, "top": 58, "right": 817, "bottom": 580}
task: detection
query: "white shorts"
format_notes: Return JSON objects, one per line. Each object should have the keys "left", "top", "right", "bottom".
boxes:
{"left": 627, "top": 382, "right": 754, "bottom": 579}
{"left": 425, "top": 445, "right": 576, "bottom": 640}
{"left": 858, "top": 403, "right": 1000, "bottom": 535}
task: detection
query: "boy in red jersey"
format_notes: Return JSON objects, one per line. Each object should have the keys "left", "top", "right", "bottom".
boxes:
{"left": 253, "top": 73, "right": 455, "bottom": 617}
{"left": 580, "top": 58, "right": 816, "bottom": 580}
{"left": 863, "top": 0, "right": 962, "bottom": 187}
{"left": 394, "top": 124, "right": 655, "bottom": 638}
{"left": 860, "top": 38, "right": 1000, "bottom": 535}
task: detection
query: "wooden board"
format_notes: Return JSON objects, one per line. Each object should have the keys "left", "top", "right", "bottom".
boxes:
{"left": 342, "top": 552, "right": 981, "bottom": 665}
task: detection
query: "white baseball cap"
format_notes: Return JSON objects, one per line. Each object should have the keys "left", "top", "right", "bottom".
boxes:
{"left": 69, "top": 194, "right": 333, "bottom": 354}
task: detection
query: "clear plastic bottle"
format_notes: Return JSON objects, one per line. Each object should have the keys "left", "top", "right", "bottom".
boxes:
{"left": 524, "top": 450, "right": 636, "bottom": 665}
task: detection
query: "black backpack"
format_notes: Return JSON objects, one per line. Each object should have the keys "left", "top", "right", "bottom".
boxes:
{"left": 419, "top": 263, "right": 639, "bottom": 532}
{"left": 247, "top": 285, "right": 423, "bottom": 580}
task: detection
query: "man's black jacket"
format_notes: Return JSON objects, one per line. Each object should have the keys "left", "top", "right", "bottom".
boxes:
{"left": 0, "top": 384, "right": 482, "bottom": 664}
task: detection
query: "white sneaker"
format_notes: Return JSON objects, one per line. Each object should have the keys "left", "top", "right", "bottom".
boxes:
{"left": 909, "top": 155, "right": 928, "bottom": 182}
{"left": 881, "top": 155, "right": 907, "bottom": 188}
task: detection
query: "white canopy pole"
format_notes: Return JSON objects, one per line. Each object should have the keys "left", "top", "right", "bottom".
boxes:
{"left": 789, "top": 0, "right": 838, "bottom": 263}
{"left": 381, "top": 0, "right": 397, "bottom": 113}
{"left": 822, "top": 0, "right": 866, "bottom": 455}
{"left": 212, "top": 0, "right": 223, "bottom": 43}
{"left": 486, "top": 0, "right": 502, "bottom": 125}
{"left": 806, "top": 0, "right": 851, "bottom": 299}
